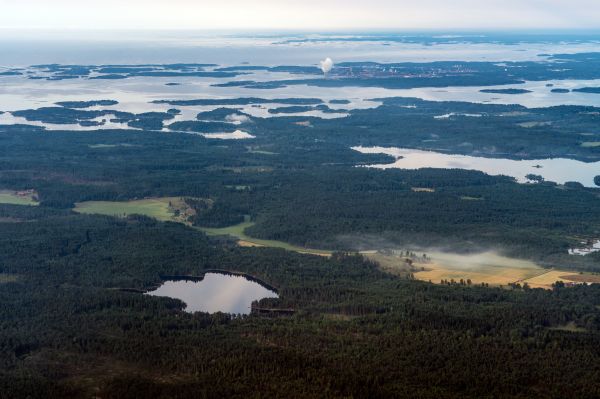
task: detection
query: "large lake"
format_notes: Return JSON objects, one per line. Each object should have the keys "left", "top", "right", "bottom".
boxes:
{"left": 146, "top": 272, "right": 278, "bottom": 314}
{"left": 353, "top": 146, "right": 600, "bottom": 187}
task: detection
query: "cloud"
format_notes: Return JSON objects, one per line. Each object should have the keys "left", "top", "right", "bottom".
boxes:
{"left": 225, "top": 114, "right": 251, "bottom": 124}
{"left": 1, "top": 0, "right": 600, "bottom": 30}
{"left": 319, "top": 58, "right": 334, "bottom": 74}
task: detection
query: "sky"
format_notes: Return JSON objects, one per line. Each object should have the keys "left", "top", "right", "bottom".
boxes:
{"left": 2, "top": 0, "right": 600, "bottom": 31}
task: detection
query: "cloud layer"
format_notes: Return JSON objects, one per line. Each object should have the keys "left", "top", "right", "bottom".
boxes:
{"left": 2, "top": 0, "right": 600, "bottom": 30}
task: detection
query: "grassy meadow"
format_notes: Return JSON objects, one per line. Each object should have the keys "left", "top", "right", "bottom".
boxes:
{"left": 0, "top": 190, "right": 39, "bottom": 206}
{"left": 74, "top": 197, "right": 193, "bottom": 223}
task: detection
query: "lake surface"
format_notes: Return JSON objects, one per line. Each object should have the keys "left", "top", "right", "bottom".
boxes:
{"left": 390, "top": 79, "right": 600, "bottom": 108}
{"left": 146, "top": 272, "right": 278, "bottom": 314}
{"left": 354, "top": 146, "right": 600, "bottom": 187}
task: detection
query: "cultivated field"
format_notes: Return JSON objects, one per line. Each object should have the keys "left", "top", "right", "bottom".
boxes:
{"left": 580, "top": 141, "right": 600, "bottom": 148}
{"left": 0, "top": 190, "right": 39, "bottom": 206}
{"left": 74, "top": 197, "right": 194, "bottom": 224}
{"left": 415, "top": 251, "right": 544, "bottom": 285}
{"left": 199, "top": 220, "right": 331, "bottom": 256}
{"left": 368, "top": 250, "right": 599, "bottom": 289}
{"left": 521, "top": 270, "right": 600, "bottom": 289}
{"left": 0, "top": 274, "right": 18, "bottom": 284}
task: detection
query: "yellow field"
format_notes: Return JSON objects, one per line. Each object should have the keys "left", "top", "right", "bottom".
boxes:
{"left": 367, "top": 250, "right": 595, "bottom": 289}
{"left": 559, "top": 273, "right": 600, "bottom": 283}
{"left": 521, "top": 270, "right": 600, "bottom": 289}
{"left": 414, "top": 251, "right": 544, "bottom": 285}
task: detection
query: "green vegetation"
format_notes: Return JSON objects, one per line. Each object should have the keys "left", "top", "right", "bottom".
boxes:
{"left": 480, "top": 88, "right": 533, "bottom": 94}
{"left": 74, "top": 199, "right": 175, "bottom": 221}
{"left": 55, "top": 100, "right": 118, "bottom": 108}
{"left": 88, "top": 143, "right": 138, "bottom": 149}
{"left": 0, "top": 190, "right": 39, "bottom": 206}
{"left": 74, "top": 197, "right": 194, "bottom": 224}
{"left": 199, "top": 219, "right": 331, "bottom": 255}
{"left": 573, "top": 87, "right": 600, "bottom": 94}
{"left": 581, "top": 141, "right": 600, "bottom": 147}
{"left": 0, "top": 273, "right": 18, "bottom": 284}
{"left": 0, "top": 213, "right": 599, "bottom": 398}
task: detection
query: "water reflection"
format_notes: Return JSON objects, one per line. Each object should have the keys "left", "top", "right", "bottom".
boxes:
{"left": 354, "top": 146, "right": 600, "bottom": 187}
{"left": 146, "top": 272, "right": 278, "bottom": 314}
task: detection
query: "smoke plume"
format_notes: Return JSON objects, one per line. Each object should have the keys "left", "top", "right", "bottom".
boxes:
{"left": 319, "top": 57, "right": 334, "bottom": 74}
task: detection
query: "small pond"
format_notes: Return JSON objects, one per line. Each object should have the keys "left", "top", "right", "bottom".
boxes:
{"left": 146, "top": 272, "right": 278, "bottom": 315}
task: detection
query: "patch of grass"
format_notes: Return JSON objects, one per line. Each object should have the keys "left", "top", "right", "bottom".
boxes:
{"left": 219, "top": 166, "right": 274, "bottom": 173}
{"left": 517, "top": 121, "right": 553, "bottom": 128}
{"left": 411, "top": 187, "right": 435, "bottom": 193}
{"left": 365, "top": 252, "right": 414, "bottom": 277}
{"left": 580, "top": 141, "right": 600, "bottom": 148}
{"left": 247, "top": 149, "right": 278, "bottom": 155}
{"left": 88, "top": 143, "right": 138, "bottom": 149}
{"left": 0, "top": 273, "right": 18, "bottom": 284}
{"left": 198, "top": 221, "right": 331, "bottom": 256}
{"left": 0, "top": 217, "right": 23, "bottom": 223}
{"left": 323, "top": 313, "right": 357, "bottom": 321}
{"left": 460, "top": 196, "right": 484, "bottom": 201}
{"left": 0, "top": 190, "right": 39, "bottom": 206}
{"left": 549, "top": 322, "right": 588, "bottom": 333}
{"left": 226, "top": 185, "right": 250, "bottom": 191}
{"left": 74, "top": 199, "right": 328, "bottom": 256}
{"left": 74, "top": 197, "right": 192, "bottom": 223}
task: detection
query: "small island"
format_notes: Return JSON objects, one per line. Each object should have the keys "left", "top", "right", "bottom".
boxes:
{"left": 573, "top": 87, "right": 600, "bottom": 94}
{"left": 480, "top": 88, "right": 533, "bottom": 94}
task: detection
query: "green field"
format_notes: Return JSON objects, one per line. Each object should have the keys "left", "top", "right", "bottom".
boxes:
{"left": 0, "top": 191, "right": 39, "bottom": 206}
{"left": 74, "top": 198, "right": 178, "bottom": 222}
{"left": 0, "top": 274, "right": 18, "bottom": 284}
{"left": 74, "top": 199, "right": 330, "bottom": 256}
{"left": 581, "top": 141, "right": 600, "bottom": 148}
{"left": 198, "top": 220, "right": 332, "bottom": 256}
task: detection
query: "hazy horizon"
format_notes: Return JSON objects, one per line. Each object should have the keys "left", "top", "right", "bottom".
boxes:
{"left": 3, "top": 0, "right": 600, "bottom": 31}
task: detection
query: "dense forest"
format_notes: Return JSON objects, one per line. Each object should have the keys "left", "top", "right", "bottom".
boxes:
{"left": 1, "top": 209, "right": 600, "bottom": 398}
{"left": 1, "top": 116, "right": 600, "bottom": 267}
